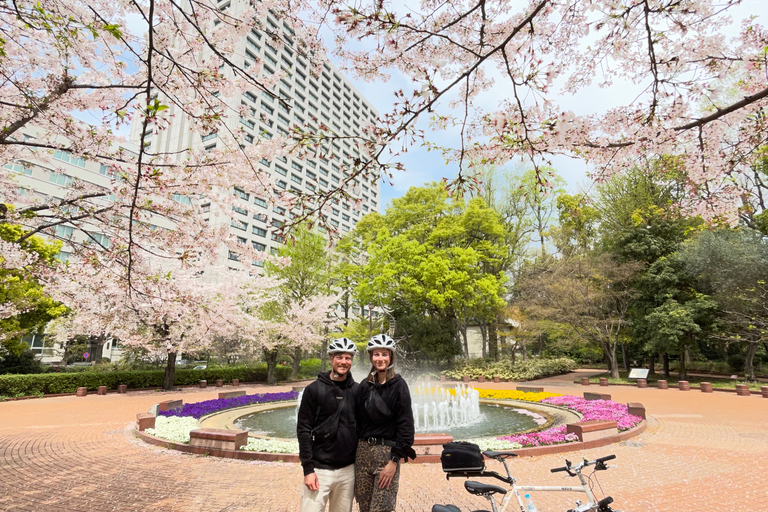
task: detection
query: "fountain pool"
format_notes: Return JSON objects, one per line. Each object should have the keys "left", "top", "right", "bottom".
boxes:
{"left": 234, "top": 384, "right": 549, "bottom": 440}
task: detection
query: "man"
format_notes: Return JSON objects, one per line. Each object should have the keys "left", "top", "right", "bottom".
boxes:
{"left": 297, "top": 337, "right": 360, "bottom": 512}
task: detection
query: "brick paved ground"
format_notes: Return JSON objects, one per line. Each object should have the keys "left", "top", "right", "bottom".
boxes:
{"left": 1, "top": 372, "right": 766, "bottom": 512}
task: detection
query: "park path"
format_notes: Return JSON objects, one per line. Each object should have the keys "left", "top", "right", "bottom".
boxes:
{"left": 1, "top": 373, "right": 766, "bottom": 512}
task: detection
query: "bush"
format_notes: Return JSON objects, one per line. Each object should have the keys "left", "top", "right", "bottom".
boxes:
{"left": 298, "top": 358, "right": 322, "bottom": 379}
{"left": 0, "top": 364, "right": 292, "bottom": 397}
{"left": 442, "top": 357, "right": 578, "bottom": 381}
{"left": 0, "top": 349, "right": 45, "bottom": 375}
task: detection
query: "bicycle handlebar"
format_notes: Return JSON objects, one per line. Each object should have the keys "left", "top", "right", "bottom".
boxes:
{"left": 550, "top": 466, "right": 570, "bottom": 473}
{"left": 550, "top": 455, "right": 616, "bottom": 476}
{"left": 595, "top": 455, "right": 616, "bottom": 464}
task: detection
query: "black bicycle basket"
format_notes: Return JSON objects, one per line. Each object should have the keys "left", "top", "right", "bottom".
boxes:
{"left": 440, "top": 441, "right": 485, "bottom": 473}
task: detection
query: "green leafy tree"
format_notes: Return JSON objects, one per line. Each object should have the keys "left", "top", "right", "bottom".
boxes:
{"left": 355, "top": 184, "right": 507, "bottom": 357}
{"left": 264, "top": 225, "right": 333, "bottom": 379}
{"left": 0, "top": 223, "right": 67, "bottom": 360}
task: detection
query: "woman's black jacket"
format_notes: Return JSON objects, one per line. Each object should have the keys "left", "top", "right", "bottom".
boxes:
{"left": 356, "top": 374, "right": 415, "bottom": 461}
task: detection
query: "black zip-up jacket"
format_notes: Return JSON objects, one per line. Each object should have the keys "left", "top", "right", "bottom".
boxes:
{"left": 356, "top": 374, "right": 415, "bottom": 461}
{"left": 297, "top": 371, "right": 359, "bottom": 476}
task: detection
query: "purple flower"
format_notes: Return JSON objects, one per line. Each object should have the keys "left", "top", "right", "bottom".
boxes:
{"left": 495, "top": 395, "right": 643, "bottom": 447}
{"left": 158, "top": 391, "right": 299, "bottom": 419}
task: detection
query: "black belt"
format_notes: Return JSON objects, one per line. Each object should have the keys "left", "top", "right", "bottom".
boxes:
{"left": 364, "top": 437, "right": 396, "bottom": 447}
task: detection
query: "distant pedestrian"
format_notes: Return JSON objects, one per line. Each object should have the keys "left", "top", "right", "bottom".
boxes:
{"left": 354, "top": 334, "right": 416, "bottom": 512}
{"left": 297, "top": 338, "right": 360, "bottom": 512}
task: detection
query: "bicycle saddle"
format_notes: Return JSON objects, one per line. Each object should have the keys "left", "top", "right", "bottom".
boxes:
{"left": 432, "top": 505, "right": 462, "bottom": 512}
{"left": 464, "top": 481, "right": 507, "bottom": 496}
{"left": 483, "top": 450, "right": 518, "bottom": 459}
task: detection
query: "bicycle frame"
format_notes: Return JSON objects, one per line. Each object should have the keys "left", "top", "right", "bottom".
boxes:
{"left": 498, "top": 472, "right": 598, "bottom": 512}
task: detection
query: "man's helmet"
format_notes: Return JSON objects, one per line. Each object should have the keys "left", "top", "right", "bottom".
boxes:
{"left": 327, "top": 337, "right": 357, "bottom": 356}
{"left": 367, "top": 334, "right": 396, "bottom": 353}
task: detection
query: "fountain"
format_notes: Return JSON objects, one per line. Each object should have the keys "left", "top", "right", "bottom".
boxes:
{"left": 410, "top": 384, "right": 482, "bottom": 431}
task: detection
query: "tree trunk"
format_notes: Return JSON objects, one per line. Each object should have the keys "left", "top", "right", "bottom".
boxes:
{"left": 488, "top": 324, "right": 499, "bottom": 362}
{"left": 605, "top": 344, "right": 620, "bottom": 379}
{"left": 321, "top": 339, "right": 328, "bottom": 372}
{"left": 291, "top": 347, "right": 302, "bottom": 380}
{"left": 163, "top": 351, "right": 177, "bottom": 391}
{"left": 264, "top": 349, "right": 279, "bottom": 386}
{"left": 662, "top": 353, "right": 670, "bottom": 376}
{"left": 521, "top": 339, "right": 527, "bottom": 361}
{"left": 621, "top": 343, "right": 629, "bottom": 372}
{"left": 480, "top": 324, "right": 487, "bottom": 358}
{"left": 648, "top": 355, "right": 656, "bottom": 376}
{"left": 744, "top": 342, "right": 758, "bottom": 381}
{"left": 538, "top": 333, "right": 543, "bottom": 356}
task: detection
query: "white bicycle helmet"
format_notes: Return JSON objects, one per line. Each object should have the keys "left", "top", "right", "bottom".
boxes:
{"left": 328, "top": 337, "right": 357, "bottom": 356}
{"left": 367, "top": 334, "right": 396, "bottom": 353}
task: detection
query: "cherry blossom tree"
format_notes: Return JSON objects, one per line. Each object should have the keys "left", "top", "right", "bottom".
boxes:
{"left": 46, "top": 254, "right": 281, "bottom": 389}
{"left": 325, "top": 0, "right": 768, "bottom": 223}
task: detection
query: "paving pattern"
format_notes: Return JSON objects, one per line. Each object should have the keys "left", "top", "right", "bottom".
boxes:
{"left": 1, "top": 370, "right": 766, "bottom": 512}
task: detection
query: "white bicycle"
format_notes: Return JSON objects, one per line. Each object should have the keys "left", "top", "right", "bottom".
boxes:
{"left": 433, "top": 451, "right": 623, "bottom": 512}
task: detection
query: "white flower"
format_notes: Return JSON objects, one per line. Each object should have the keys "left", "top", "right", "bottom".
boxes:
{"left": 243, "top": 437, "right": 300, "bottom": 453}
{"left": 145, "top": 416, "right": 200, "bottom": 444}
{"left": 466, "top": 437, "right": 523, "bottom": 451}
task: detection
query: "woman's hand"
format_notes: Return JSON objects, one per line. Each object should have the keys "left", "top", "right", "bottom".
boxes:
{"left": 378, "top": 460, "right": 398, "bottom": 489}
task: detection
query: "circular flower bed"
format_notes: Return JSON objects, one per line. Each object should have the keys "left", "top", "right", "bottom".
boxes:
{"left": 141, "top": 389, "right": 643, "bottom": 455}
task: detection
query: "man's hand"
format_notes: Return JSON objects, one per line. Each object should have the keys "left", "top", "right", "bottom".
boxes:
{"left": 378, "top": 460, "right": 397, "bottom": 489}
{"left": 304, "top": 472, "right": 320, "bottom": 491}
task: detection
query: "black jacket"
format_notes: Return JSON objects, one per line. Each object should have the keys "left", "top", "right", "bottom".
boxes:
{"left": 297, "top": 371, "right": 359, "bottom": 475}
{"left": 356, "top": 374, "right": 415, "bottom": 461}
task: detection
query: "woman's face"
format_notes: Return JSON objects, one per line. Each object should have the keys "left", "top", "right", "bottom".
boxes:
{"left": 371, "top": 348, "right": 391, "bottom": 372}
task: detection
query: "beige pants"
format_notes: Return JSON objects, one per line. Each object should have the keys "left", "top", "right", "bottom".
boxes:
{"left": 300, "top": 464, "right": 356, "bottom": 512}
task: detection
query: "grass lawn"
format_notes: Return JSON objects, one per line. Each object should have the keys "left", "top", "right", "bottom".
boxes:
{"left": 588, "top": 371, "right": 766, "bottom": 391}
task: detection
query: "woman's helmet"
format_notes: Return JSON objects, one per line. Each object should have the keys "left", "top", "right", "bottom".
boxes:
{"left": 327, "top": 337, "right": 357, "bottom": 356}
{"left": 367, "top": 334, "right": 396, "bottom": 353}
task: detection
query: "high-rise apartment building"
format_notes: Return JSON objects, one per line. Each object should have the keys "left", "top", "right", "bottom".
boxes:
{"left": 129, "top": 3, "right": 380, "bottom": 269}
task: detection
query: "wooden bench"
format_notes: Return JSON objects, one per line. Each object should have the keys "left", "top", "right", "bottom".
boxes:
{"left": 218, "top": 390, "right": 247, "bottom": 400}
{"left": 157, "top": 399, "right": 183, "bottom": 412}
{"left": 516, "top": 386, "right": 544, "bottom": 393}
{"left": 566, "top": 420, "right": 618, "bottom": 442}
{"left": 626, "top": 402, "right": 646, "bottom": 419}
{"left": 136, "top": 413, "right": 156, "bottom": 431}
{"left": 583, "top": 392, "right": 611, "bottom": 401}
{"left": 189, "top": 428, "right": 248, "bottom": 451}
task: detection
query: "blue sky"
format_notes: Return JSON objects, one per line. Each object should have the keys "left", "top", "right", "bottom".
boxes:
{"left": 326, "top": 1, "right": 768, "bottom": 212}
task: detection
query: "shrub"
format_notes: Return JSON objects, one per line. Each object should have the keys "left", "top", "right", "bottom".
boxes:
{"left": 0, "top": 365, "right": 292, "bottom": 397}
{"left": 442, "top": 357, "right": 578, "bottom": 381}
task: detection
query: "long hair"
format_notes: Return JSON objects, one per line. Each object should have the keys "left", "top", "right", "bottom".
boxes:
{"left": 366, "top": 349, "right": 396, "bottom": 383}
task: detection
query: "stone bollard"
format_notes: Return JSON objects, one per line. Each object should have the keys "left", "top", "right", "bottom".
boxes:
{"left": 678, "top": 380, "right": 690, "bottom": 391}
{"left": 118, "top": 384, "right": 127, "bottom": 394}
{"left": 232, "top": 379, "right": 239, "bottom": 387}
{"left": 657, "top": 380, "right": 668, "bottom": 390}
{"left": 760, "top": 386, "right": 768, "bottom": 398}
{"left": 736, "top": 384, "right": 751, "bottom": 396}
{"left": 477, "top": 375, "right": 485, "bottom": 383}
{"left": 700, "top": 382, "right": 713, "bottom": 393}
{"left": 493, "top": 376, "right": 501, "bottom": 383}
{"left": 637, "top": 379, "right": 647, "bottom": 388}
{"left": 462, "top": 375, "right": 470, "bottom": 383}
{"left": 199, "top": 380, "right": 207, "bottom": 388}
{"left": 599, "top": 378, "right": 608, "bottom": 387}
{"left": 581, "top": 378, "right": 590, "bottom": 386}
{"left": 97, "top": 385, "right": 108, "bottom": 395}
{"left": 216, "top": 379, "right": 223, "bottom": 387}
{"left": 76, "top": 387, "right": 88, "bottom": 397}
{"left": 440, "top": 375, "right": 446, "bottom": 382}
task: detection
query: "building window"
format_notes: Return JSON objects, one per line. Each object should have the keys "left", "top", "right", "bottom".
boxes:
{"left": 49, "top": 172, "right": 73, "bottom": 186}
{"left": 252, "top": 241, "right": 266, "bottom": 251}
{"left": 234, "top": 188, "right": 250, "bottom": 200}
{"left": 274, "top": 165, "right": 287, "bottom": 176}
{"left": 228, "top": 251, "right": 240, "bottom": 261}
{"left": 53, "top": 150, "right": 86, "bottom": 168}
{"left": 55, "top": 251, "right": 70, "bottom": 263}
{"left": 254, "top": 196, "right": 268, "bottom": 208}
{"left": 291, "top": 174, "right": 302, "bottom": 184}
{"left": 4, "top": 162, "right": 33, "bottom": 175}
{"left": 252, "top": 226, "right": 267, "bottom": 237}
{"left": 172, "top": 193, "right": 192, "bottom": 205}
{"left": 231, "top": 219, "right": 247, "bottom": 231}
{"left": 55, "top": 225, "right": 74, "bottom": 238}
{"left": 232, "top": 205, "right": 248, "bottom": 215}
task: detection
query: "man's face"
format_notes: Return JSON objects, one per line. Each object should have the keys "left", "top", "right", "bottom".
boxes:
{"left": 331, "top": 352, "right": 354, "bottom": 377}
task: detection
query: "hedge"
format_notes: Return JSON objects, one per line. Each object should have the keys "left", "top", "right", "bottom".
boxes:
{"left": 0, "top": 365, "right": 292, "bottom": 397}
{"left": 442, "top": 357, "right": 578, "bottom": 381}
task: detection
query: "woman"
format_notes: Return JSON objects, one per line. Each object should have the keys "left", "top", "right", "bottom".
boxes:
{"left": 354, "top": 334, "right": 415, "bottom": 512}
